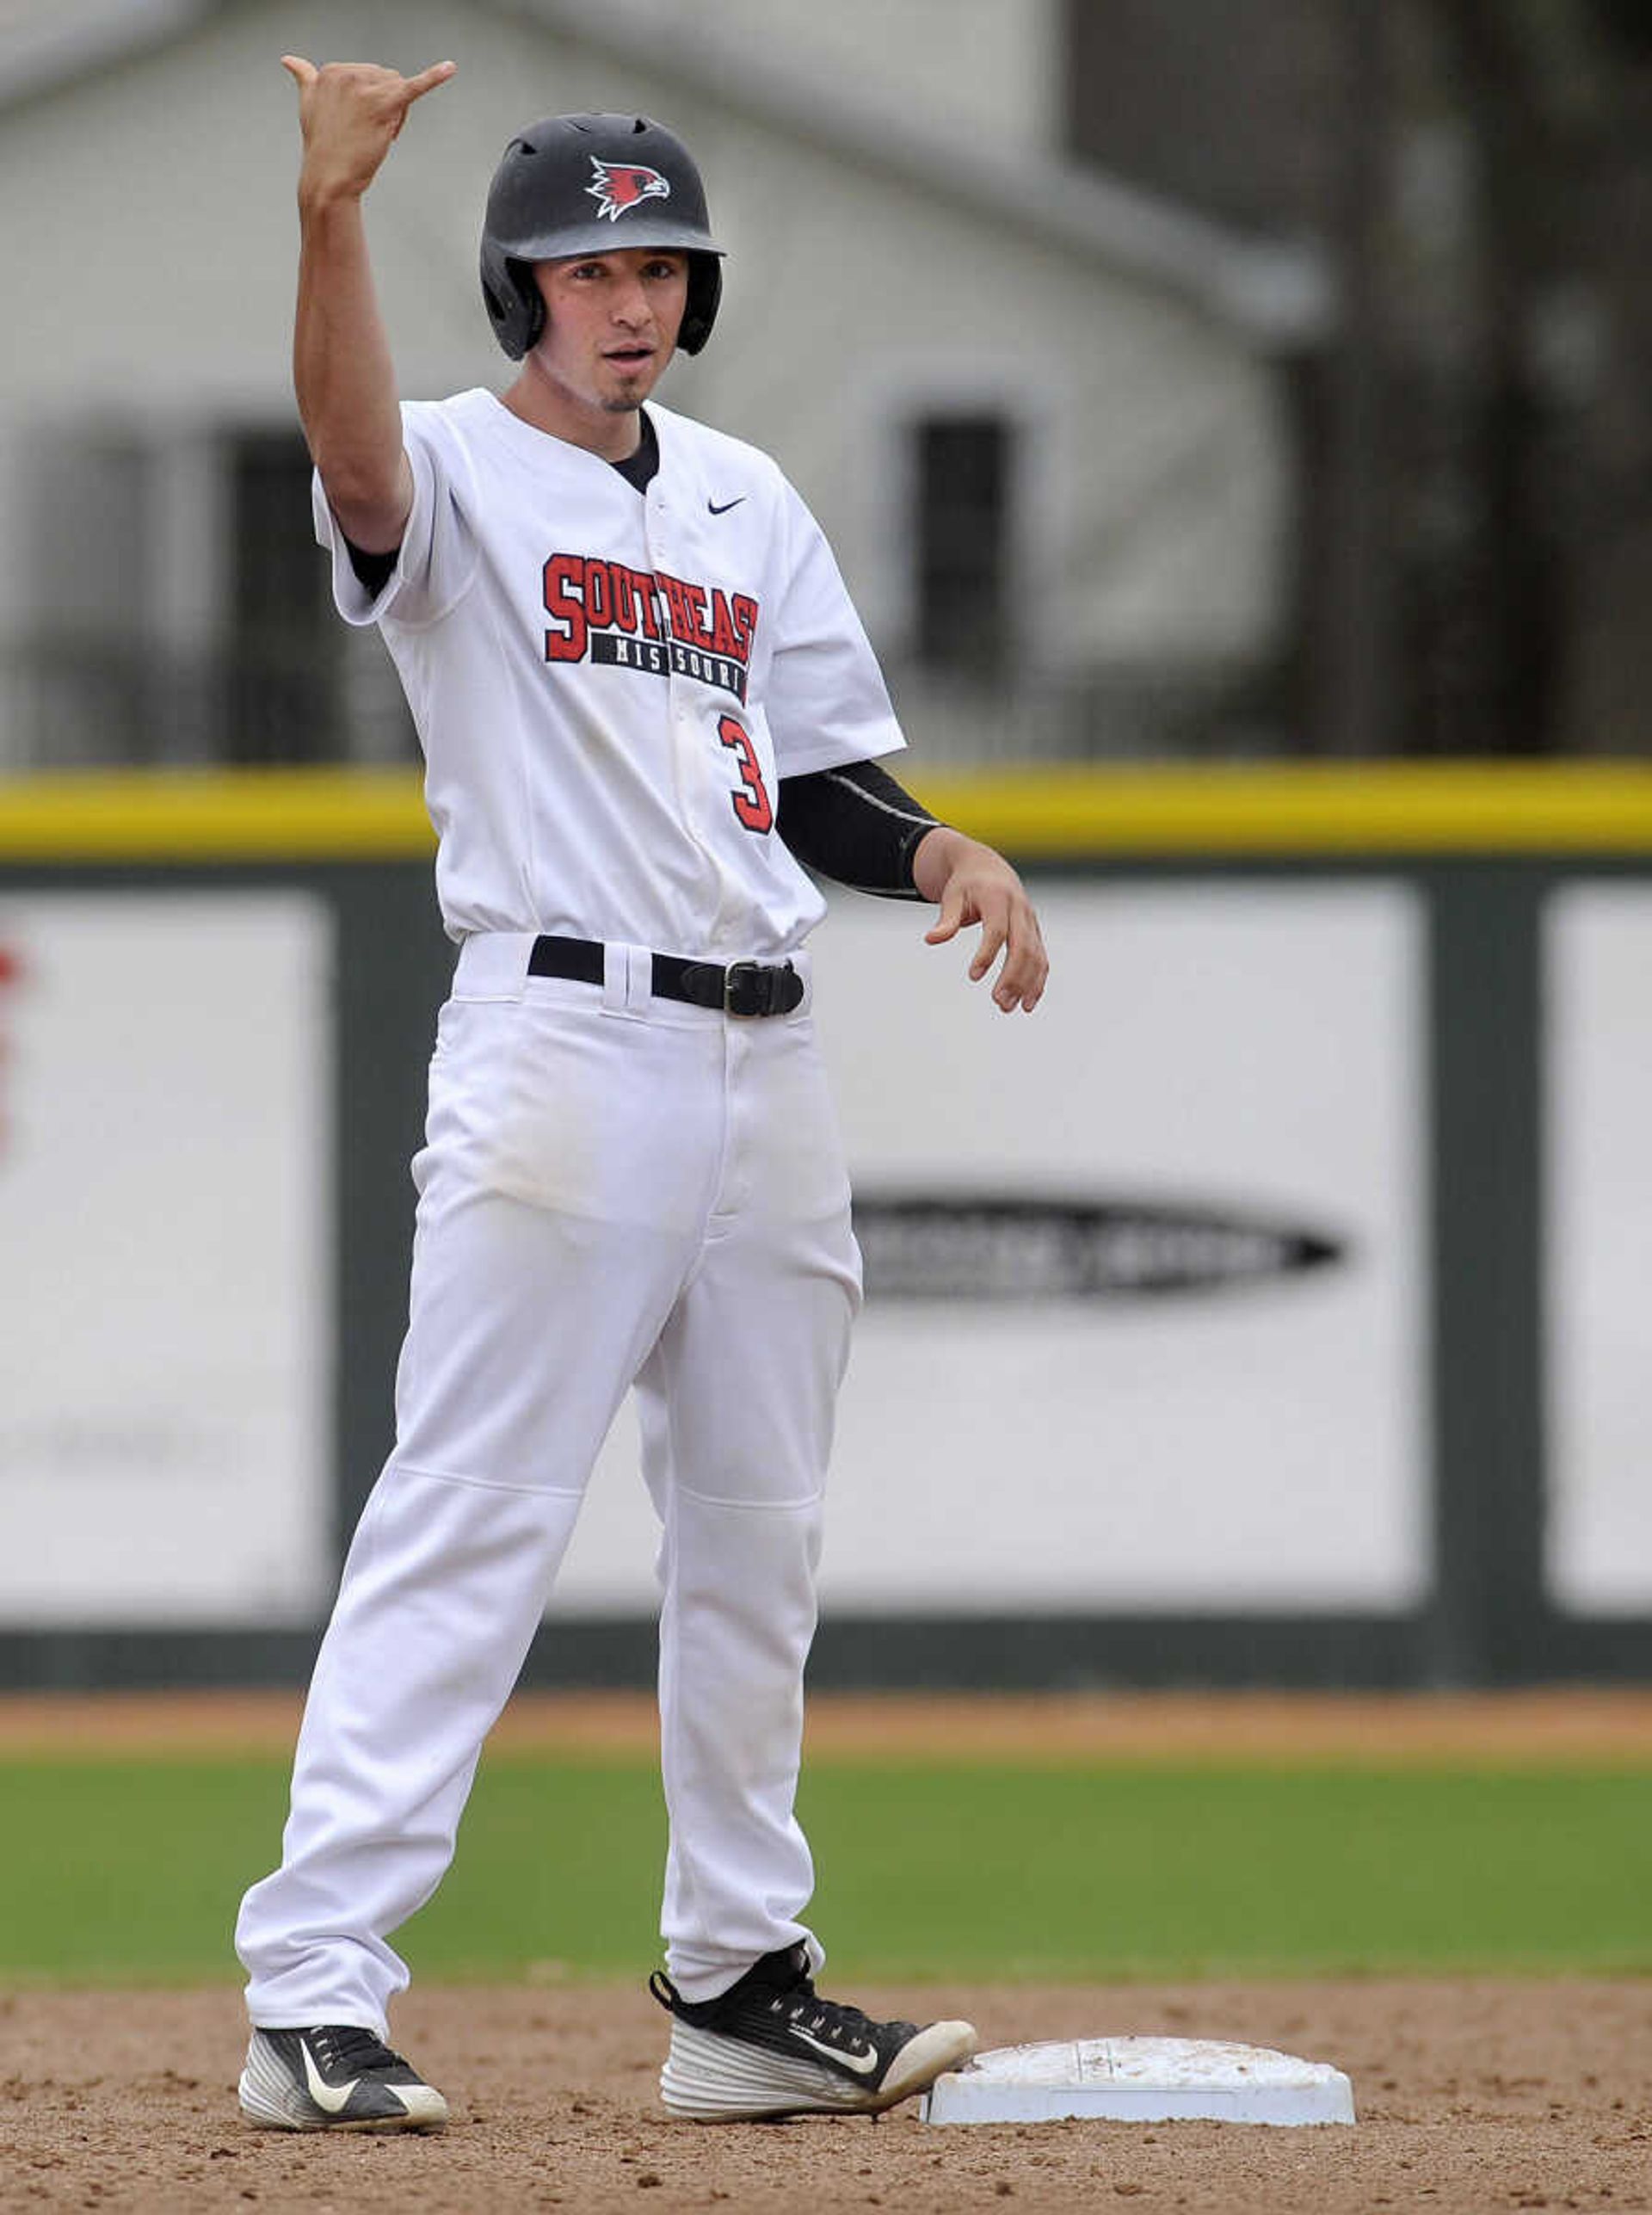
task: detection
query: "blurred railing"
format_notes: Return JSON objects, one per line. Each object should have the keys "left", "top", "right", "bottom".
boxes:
{"left": 0, "top": 632, "right": 1293, "bottom": 771}
{"left": 885, "top": 656, "right": 1294, "bottom": 763}
{"left": 0, "top": 630, "right": 412, "bottom": 772}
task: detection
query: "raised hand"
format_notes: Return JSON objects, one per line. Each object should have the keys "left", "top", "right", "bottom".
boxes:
{"left": 280, "top": 56, "right": 456, "bottom": 203}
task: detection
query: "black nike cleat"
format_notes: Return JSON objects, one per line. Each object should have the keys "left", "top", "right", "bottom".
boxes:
{"left": 238, "top": 2023, "right": 449, "bottom": 2132}
{"left": 650, "top": 1944, "right": 976, "bottom": 2120}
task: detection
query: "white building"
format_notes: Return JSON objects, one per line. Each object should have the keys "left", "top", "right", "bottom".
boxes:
{"left": 0, "top": 0, "right": 1328, "bottom": 768}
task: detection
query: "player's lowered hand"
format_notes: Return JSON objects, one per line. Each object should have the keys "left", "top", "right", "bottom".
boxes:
{"left": 281, "top": 56, "right": 457, "bottom": 202}
{"left": 915, "top": 828, "right": 1049, "bottom": 1013}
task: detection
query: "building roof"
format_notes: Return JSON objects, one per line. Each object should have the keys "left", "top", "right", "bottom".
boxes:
{"left": 0, "top": 0, "right": 1334, "bottom": 342}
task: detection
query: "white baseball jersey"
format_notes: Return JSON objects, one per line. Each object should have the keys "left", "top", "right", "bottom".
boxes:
{"left": 317, "top": 392, "right": 906, "bottom": 959}
{"left": 243, "top": 385, "right": 898, "bottom": 2034}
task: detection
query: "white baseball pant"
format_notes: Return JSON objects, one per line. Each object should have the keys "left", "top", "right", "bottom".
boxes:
{"left": 237, "top": 934, "right": 860, "bottom": 2033}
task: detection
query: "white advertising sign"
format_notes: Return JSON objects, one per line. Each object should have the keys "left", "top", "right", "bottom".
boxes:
{"left": 556, "top": 880, "right": 1430, "bottom": 1614}
{"left": 0, "top": 892, "right": 333, "bottom": 1623}
{"left": 1544, "top": 885, "right": 1652, "bottom": 1612}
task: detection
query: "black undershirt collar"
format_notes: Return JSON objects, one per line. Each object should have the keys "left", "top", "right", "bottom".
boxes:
{"left": 610, "top": 410, "right": 660, "bottom": 494}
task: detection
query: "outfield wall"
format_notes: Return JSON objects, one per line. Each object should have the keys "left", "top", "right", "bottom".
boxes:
{"left": 1, "top": 765, "right": 1649, "bottom": 1688}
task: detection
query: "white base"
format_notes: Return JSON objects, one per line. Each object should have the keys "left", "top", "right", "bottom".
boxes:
{"left": 921, "top": 2037, "right": 1356, "bottom": 2127}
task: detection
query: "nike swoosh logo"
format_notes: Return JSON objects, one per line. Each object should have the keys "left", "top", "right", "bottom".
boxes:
{"left": 301, "top": 2045, "right": 360, "bottom": 2115}
{"left": 707, "top": 497, "right": 745, "bottom": 515}
{"left": 789, "top": 2027, "right": 879, "bottom": 2075}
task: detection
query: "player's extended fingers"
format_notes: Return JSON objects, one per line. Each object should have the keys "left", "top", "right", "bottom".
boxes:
{"left": 280, "top": 53, "right": 319, "bottom": 91}
{"left": 994, "top": 904, "right": 1049, "bottom": 1012}
{"left": 968, "top": 903, "right": 1010, "bottom": 984}
{"left": 403, "top": 59, "right": 458, "bottom": 101}
{"left": 385, "top": 60, "right": 455, "bottom": 142}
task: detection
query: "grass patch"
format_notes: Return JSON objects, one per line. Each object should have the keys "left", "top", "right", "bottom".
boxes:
{"left": 801, "top": 1763, "right": 1652, "bottom": 1981}
{"left": 3, "top": 1755, "right": 1651, "bottom": 1985}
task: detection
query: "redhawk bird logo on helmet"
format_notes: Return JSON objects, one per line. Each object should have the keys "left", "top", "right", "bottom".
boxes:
{"left": 586, "top": 157, "right": 672, "bottom": 222}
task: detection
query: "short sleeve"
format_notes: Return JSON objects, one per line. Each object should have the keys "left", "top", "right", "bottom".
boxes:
{"left": 762, "top": 482, "right": 905, "bottom": 778}
{"left": 313, "top": 403, "right": 479, "bottom": 630}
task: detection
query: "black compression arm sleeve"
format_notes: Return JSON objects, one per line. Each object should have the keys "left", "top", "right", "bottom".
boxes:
{"left": 776, "top": 759, "right": 941, "bottom": 899}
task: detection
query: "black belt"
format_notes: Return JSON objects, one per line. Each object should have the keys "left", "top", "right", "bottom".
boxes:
{"left": 527, "top": 935, "right": 804, "bottom": 1017}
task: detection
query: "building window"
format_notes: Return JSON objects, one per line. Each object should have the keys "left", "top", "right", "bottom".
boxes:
{"left": 912, "top": 413, "right": 1014, "bottom": 679}
{"left": 228, "top": 429, "right": 415, "bottom": 766}
{"left": 2, "top": 423, "right": 413, "bottom": 771}
{"left": 228, "top": 429, "right": 342, "bottom": 764}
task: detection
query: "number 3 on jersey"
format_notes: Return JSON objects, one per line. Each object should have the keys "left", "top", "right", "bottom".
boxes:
{"left": 718, "top": 714, "right": 773, "bottom": 834}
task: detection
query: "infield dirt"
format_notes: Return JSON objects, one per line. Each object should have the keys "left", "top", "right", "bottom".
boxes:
{"left": 4, "top": 1690, "right": 1650, "bottom": 2211}
{"left": 5, "top": 1977, "right": 1649, "bottom": 2212}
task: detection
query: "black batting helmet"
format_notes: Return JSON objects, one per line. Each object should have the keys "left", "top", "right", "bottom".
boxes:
{"left": 479, "top": 112, "right": 724, "bottom": 360}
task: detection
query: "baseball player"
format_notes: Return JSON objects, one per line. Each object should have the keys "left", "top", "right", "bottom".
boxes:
{"left": 235, "top": 58, "right": 1047, "bottom": 2133}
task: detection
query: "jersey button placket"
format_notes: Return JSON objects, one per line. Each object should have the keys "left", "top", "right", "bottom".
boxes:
{"left": 647, "top": 486, "right": 744, "bottom": 944}
{"left": 647, "top": 491, "right": 699, "bottom": 890}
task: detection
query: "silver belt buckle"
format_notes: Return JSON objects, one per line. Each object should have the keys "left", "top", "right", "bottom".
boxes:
{"left": 723, "top": 959, "right": 764, "bottom": 1015}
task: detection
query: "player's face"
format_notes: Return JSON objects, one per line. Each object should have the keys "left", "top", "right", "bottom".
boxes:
{"left": 529, "top": 248, "right": 689, "bottom": 417}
